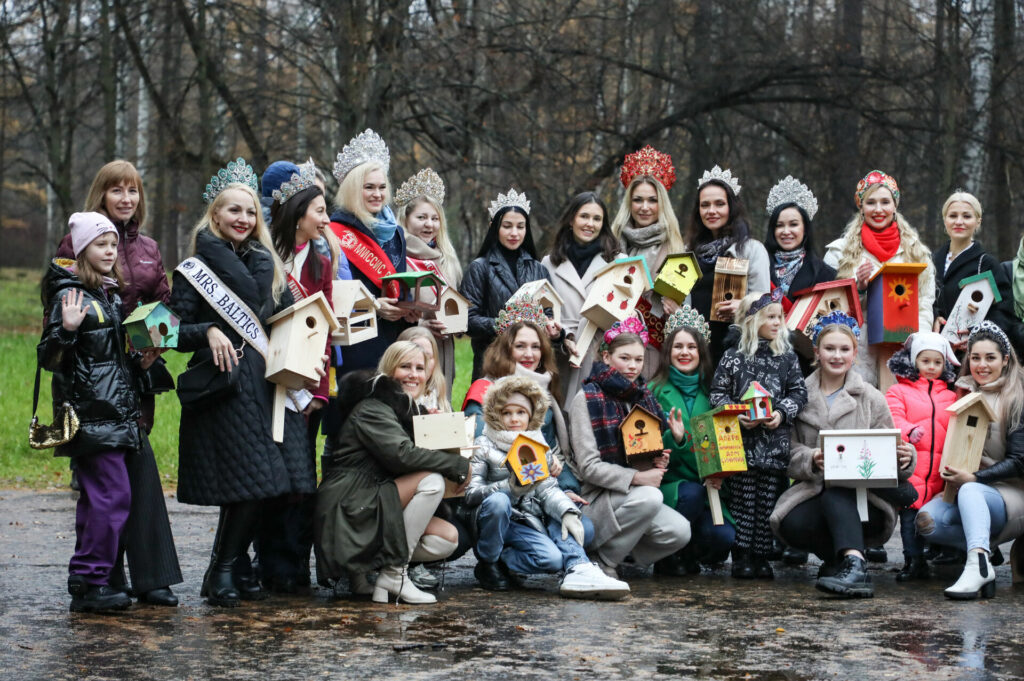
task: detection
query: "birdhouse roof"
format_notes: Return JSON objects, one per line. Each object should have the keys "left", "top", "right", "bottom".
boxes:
{"left": 123, "top": 301, "right": 176, "bottom": 324}
{"left": 438, "top": 287, "right": 470, "bottom": 304}
{"left": 868, "top": 262, "right": 928, "bottom": 283}
{"left": 704, "top": 404, "right": 748, "bottom": 418}
{"left": 506, "top": 433, "right": 549, "bottom": 459}
{"left": 957, "top": 270, "right": 1002, "bottom": 302}
{"left": 788, "top": 278, "right": 863, "bottom": 325}
{"left": 741, "top": 381, "right": 772, "bottom": 401}
{"left": 267, "top": 291, "right": 341, "bottom": 331}
{"left": 592, "top": 256, "right": 654, "bottom": 288}
{"left": 945, "top": 391, "right": 997, "bottom": 421}
{"left": 714, "top": 257, "right": 749, "bottom": 275}
{"left": 619, "top": 403, "right": 661, "bottom": 428}
{"left": 515, "top": 280, "right": 565, "bottom": 306}
{"left": 382, "top": 271, "right": 446, "bottom": 290}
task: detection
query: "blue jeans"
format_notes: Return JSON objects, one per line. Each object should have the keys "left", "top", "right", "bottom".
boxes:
{"left": 475, "top": 493, "right": 593, "bottom": 573}
{"left": 918, "top": 482, "right": 1008, "bottom": 552}
{"left": 673, "top": 481, "right": 735, "bottom": 560}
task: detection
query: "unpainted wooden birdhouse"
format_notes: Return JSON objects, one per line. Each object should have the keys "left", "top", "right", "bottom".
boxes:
{"left": 265, "top": 291, "right": 340, "bottom": 389}
{"left": 711, "top": 257, "right": 749, "bottom": 317}
{"left": 427, "top": 287, "right": 470, "bottom": 335}
{"left": 514, "top": 280, "right": 565, "bottom": 326}
{"left": 866, "top": 262, "right": 928, "bottom": 345}
{"left": 940, "top": 271, "right": 1002, "bottom": 345}
{"left": 653, "top": 252, "right": 702, "bottom": 303}
{"left": 941, "top": 392, "right": 997, "bottom": 502}
{"left": 572, "top": 256, "right": 654, "bottom": 366}
{"left": 504, "top": 433, "right": 551, "bottom": 485}
{"left": 331, "top": 280, "right": 379, "bottom": 346}
{"left": 123, "top": 301, "right": 180, "bottom": 350}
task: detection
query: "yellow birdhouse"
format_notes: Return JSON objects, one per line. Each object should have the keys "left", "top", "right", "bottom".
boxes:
{"left": 265, "top": 292, "right": 340, "bottom": 389}
{"left": 711, "top": 257, "right": 749, "bottom": 317}
{"left": 572, "top": 256, "right": 653, "bottom": 366}
{"left": 653, "top": 252, "right": 702, "bottom": 303}
{"left": 514, "top": 280, "right": 565, "bottom": 326}
{"left": 619, "top": 404, "right": 665, "bottom": 462}
{"left": 941, "top": 392, "right": 997, "bottom": 503}
{"left": 331, "top": 280, "right": 379, "bottom": 346}
{"left": 427, "top": 287, "right": 470, "bottom": 335}
{"left": 504, "top": 434, "right": 550, "bottom": 485}
{"left": 691, "top": 404, "right": 748, "bottom": 524}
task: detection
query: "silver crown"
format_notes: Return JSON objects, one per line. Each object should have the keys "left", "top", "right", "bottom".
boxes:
{"left": 697, "top": 165, "right": 742, "bottom": 196}
{"left": 488, "top": 188, "right": 531, "bottom": 219}
{"left": 395, "top": 168, "right": 445, "bottom": 208}
{"left": 272, "top": 160, "right": 318, "bottom": 204}
{"left": 766, "top": 175, "right": 818, "bottom": 219}
{"left": 203, "top": 158, "right": 259, "bottom": 204}
{"left": 333, "top": 129, "right": 390, "bottom": 182}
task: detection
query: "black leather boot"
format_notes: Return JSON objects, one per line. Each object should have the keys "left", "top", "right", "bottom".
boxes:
{"left": 816, "top": 554, "right": 873, "bottom": 598}
{"left": 864, "top": 545, "right": 888, "bottom": 563}
{"left": 202, "top": 502, "right": 260, "bottom": 607}
{"left": 474, "top": 561, "right": 510, "bottom": 591}
{"left": 896, "top": 553, "right": 931, "bottom": 582}
{"left": 731, "top": 548, "right": 755, "bottom": 579}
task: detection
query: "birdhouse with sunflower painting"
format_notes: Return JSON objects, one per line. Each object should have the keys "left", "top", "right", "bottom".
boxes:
{"left": 740, "top": 381, "right": 773, "bottom": 423}
{"left": 866, "top": 262, "right": 928, "bottom": 345}
{"left": 504, "top": 434, "right": 550, "bottom": 485}
{"left": 123, "top": 301, "right": 180, "bottom": 350}
{"left": 940, "top": 271, "right": 1002, "bottom": 345}
{"left": 619, "top": 404, "right": 664, "bottom": 462}
{"left": 653, "top": 252, "right": 702, "bottom": 303}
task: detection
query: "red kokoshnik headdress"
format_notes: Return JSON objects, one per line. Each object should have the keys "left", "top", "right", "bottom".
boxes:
{"left": 620, "top": 145, "right": 676, "bottom": 191}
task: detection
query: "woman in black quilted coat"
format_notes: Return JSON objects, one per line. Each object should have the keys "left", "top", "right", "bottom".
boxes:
{"left": 170, "top": 181, "right": 316, "bottom": 607}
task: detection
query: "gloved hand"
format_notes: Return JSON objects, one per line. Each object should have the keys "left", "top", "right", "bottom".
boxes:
{"left": 560, "top": 512, "right": 585, "bottom": 545}
{"left": 507, "top": 476, "right": 532, "bottom": 498}
{"left": 907, "top": 427, "right": 924, "bottom": 445}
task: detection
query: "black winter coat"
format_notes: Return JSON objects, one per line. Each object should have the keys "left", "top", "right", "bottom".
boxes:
{"left": 459, "top": 245, "right": 550, "bottom": 378}
{"left": 770, "top": 250, "right": 837, "bottom": 299}
{"left": 170, "top": 229, "right": 315, "bottom": 506}
{"left": 932, "top": 242, "right": 1019, "bottom": 339}
{"left": 39, "top": 260, "right": 142, "bottom": 458}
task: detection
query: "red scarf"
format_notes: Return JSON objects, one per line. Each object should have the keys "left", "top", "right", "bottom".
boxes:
{"left": 860, "top": 221, "right": 900, "bottom": 262}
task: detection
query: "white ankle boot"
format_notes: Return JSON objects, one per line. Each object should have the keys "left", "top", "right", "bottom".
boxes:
{"left": 944, "top": 550, "right": 996, "bottom": 600}
{"left": 372, "top": 566, "right": 437, "bottom": 604}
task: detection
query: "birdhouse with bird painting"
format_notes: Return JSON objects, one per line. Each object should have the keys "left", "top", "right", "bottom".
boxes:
{"left": 504, "top": 434, "right": 550, "bottom": 485}
{"left": 123, "top": 301, "right": 180, "bottom": 350}
{"left": 654, "top": 252, "right": 702, "bottom": 303}
{"left": 711, "top": 257, "right": 749, "bottom": 318}
{"left": 740, "top": 381, "right": 773, "bottom": 423}
{"left": 691, "top": 404, "right": 748, "bottom": 525}
{"left": 940, "top": 271, "right": 1002, "bottom": 345}
{"left": 571, "top": 256, "right": 653, "bottom": 366}
{"left": 514, "top": 280, "right": 565, "bottom": 326}
{"left": 940, "top": 392, "right": 997, "bottom": 503}
{"left": 866, "top": 262, "right": 928, "bottom": 345}
{"left": 619, "top": 404, "right": 664, "bottom": 462}
{"left": 331, "top": 280, "right": 379, "bottom": 345}
{"left": 382, "top": 271, "right": 446, "bottom": 312}
{"left": 427, "top": 287, "right": 470, "bottom": 335}
{"left": 820, "top": 429, "right": 900, "bottom": 520}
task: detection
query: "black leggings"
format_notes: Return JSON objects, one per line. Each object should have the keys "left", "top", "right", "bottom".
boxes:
{"left": 777, "top": 487, "right": 887, "bottom": 563}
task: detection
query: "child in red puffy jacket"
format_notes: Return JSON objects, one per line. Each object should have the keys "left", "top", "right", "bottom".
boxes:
{"left": 885, "top": 331, "right": 959, "bottom": 582}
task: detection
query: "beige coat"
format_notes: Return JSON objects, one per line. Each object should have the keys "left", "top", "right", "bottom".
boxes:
{"left": 769, "top": 369, "right": 914, "bottom": 546}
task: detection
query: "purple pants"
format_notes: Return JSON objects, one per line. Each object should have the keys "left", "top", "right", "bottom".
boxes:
{"left": 69, "top": 450, "right": 131, "bottom": 585}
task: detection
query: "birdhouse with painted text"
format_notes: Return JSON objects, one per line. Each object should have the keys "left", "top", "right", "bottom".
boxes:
{"left": 653, "top": 252, "right": 702, "bottom": 303}
{"left": 941, "top": 393, "right": 997, "bottom": 503}
{"left": 940, "top": 271, "right": 1002, "bottom": 345}
{"left": 691, "top": 404, "right": 748, "bottom": 480}
{"left": 265, "top": 291, "right": 340, "bottom": 389}
{"left": 331, "top": 280, "right": 379, "bottom": 345}
{"left": 711, "top": 257, "right": 749, "bottom": 317}
{"left": 428, "top": 287, "right": 470, "bottom": 335}
{"left": 740, "top": 381, "right": 773, "bottom": 423}
{"left": 866, "top": 263, "right": 928, "bottom": 345}
{"left": 123, "top": 301, "right": 180, "bottom": 350}
{"left": 514, "top": 280, "right": 565, "bottom": 326}
{"left": 504, "top": 434, "right": 550, "bottom": 485}
{"left": 619, "top": 404, "right": 664, "bottom": 461}
{"left": 382, "top": 271, "right": 446, "bottom": 312}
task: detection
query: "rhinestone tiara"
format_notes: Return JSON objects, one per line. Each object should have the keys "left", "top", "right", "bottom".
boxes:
{"left": 493, "top": 295, "right": 549, "bottom": 335}
{"left": 766, "top": 175, "right": 818, "bottom": 219}
{"left": 488, "top": 187, "right": 531, "bottom": 219}
{"left": 697, "top": 165, "right": 741, "bottom": 196}
{"left": 665, "top": 305, "right": 710, "bottom": 342}
{"left": 203, "top": 158, "right": 259, "bottom": 204}
{"left": 333, "top": 129, "right": 390, "bottom": 182}
{"left": 272, "top": 159, "right": 318, "bottom": 204}
{"left": 620, "top": 145, "right": 676, "bottom": 191}
{"left": 395, "top": 168, "right": 445, "bottom": 208}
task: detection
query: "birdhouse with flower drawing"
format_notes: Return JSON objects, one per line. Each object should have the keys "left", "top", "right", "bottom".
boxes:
{"left": 740, "top": 381, "right": 773, "bottom": 422}
{"left": 653, "top": 252, "right": 702, "bottom": 303}
{"left": 123, "top": 301, "right": 180, "bottom": 349}
{"left": 866, "top": 262, "right": 928, "bottom": 345}
{"left": 504, "top": 433, "right": 550, "bottom": 485}
{"left": 572, "top": 256, "right": 653, "bottom": 366}
{"left": 427, "top": 287, "right": 470, "bottom": 335}
{"left": 940, "top": 271, "right": 1002, "bottom": 345}
{"left": 711, "top": 257, "right": 749, "bottom": 317}
{"left": 820, "top": 429, "right": 900, "bottom": 520}
{"left": 691, "top": 404, "right": 748, "bottom": 525}
{"left": 382, "top": 271, "right": 446, "bottom": 312}
{"left": 331, "top": 280, "right": 379, "bottom": 345}
{"left": 514, "top": 280, "right": 565, "bottom": 326}
{"left": 619, "top": 404, "right": 664, "bottom": 461}
{"left": 940, "top": 392, "right": 998, "bottom": 503}
{"left": 786, "top": 278, "right": 863, "bottom": 335}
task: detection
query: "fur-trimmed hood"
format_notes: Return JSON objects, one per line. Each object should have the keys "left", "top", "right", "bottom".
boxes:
{"left": 886, "top": 346, "right": 957, "bottom": 383}
{"left": 334, "top": 369, "right": 422, "bottom": 437}
{"left": 482, "top": 375, "right": 550, "bottom": 432}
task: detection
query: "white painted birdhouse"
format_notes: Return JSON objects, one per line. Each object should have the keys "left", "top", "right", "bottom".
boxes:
{"left": 427, "top": 287, "right": 470, "bottom": 335}
{"left": 331, "top": 280, "right": 379, "bottom": 346}
{"left": 940, "top": 271, "right": 1002, "bottom": 345}
{"left": 819, "top": 429, "right": 900, "bottom": 520}
{"left": 514, "top": 280, "right": 565, "bottom": 326}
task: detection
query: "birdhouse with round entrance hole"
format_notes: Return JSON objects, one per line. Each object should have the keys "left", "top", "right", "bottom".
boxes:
{"left": 504, "top": 433, "right": 550, "bottom": 485}
{"left": 654, "top": 252, "right": 702, "bottom": 303}
{"left": 740, "top": 381, "right": 773, "bottom": 423}
{"left": 572, "top": 256, "right": 653, "bottom": 366}
{"left": 866, "top": 262, "right": 928, "bottom": 345}
{"left": 711, "top": 257, "right": 749, "bottom": 318}
{"left": 691, "top": 404, "right": 748, "bottom": 524}
{"left": 940, "top": 271, "right": 1002, "bottom": 345}
{"left": 123, "top": 301, "right": 180, "bottom": 350}
{"left": 619, "top": 404, "right": 664, "bottom": 462}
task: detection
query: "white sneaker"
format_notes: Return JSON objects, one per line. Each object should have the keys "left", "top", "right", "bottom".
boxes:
{"left": 559, "top": 561, "right": 630, "bottom": 600}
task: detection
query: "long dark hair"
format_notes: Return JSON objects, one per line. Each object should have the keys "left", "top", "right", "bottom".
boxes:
{"left": 684, "top": 179, "right": 750, "bottom": 250}
{"left": 547, "top": 192, "right": 619, "bottom": 267}
{"left": 476, "top": 206, "right": 536, "bottom": 259}
{"left": 651, "top": 326, "right": 713, "bottom": 393}
{"left": 270, "top": 185, "right": 324, "bottom": 281}
{"left": 764, "top": 202, "right": 814, "bottom": 257}
{"left": 482, "top": 320, "right": 561, "bottom": 402}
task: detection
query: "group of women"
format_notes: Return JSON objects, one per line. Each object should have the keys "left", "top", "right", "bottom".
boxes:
{"left": 40, "top": 131, "right": 1024, "bottom": 614}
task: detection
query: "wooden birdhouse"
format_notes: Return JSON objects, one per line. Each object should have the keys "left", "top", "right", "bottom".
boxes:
{"left": 381, "top": 271, "right": 446, "bottom": 312}
{"left": 426, "top": 287, "right": 470, "bottom": 335}
{"left": 940, "top": 271, "right": 1002, "bottom": 345}
{"left": 504, "top": 433, "right": 551, "bottom": 485}
{"left": 941, "top": 392, "right": 997, "bottom": 503}
{"left": 514, "top": 280, "right": 565, "bottom": 326}
{"left": 691, "top": 404, "right": 748, "bottom": 524}
{"left": 740, "top": 381, "right": 773, "bottom": 422}
{"left": 619, "top": 404, "right": 664, "bottom": 462}
{"left": 819, "top": 429, "right": 900, "bottom": 520}
{"left": 331, "top": 280, "right": 379, "bottom": 346}
{"left": 866, "top": 262, "right": 928, "bottom": 345}
{"left": 711, "top": 257, "right": 749, "bottom": 318}
{"left": 653, "top": 252, "right": 702, "bottom": 303}
{"left": 123, "top": 301, "right": 180, "bottom": 350}
{"left": 414, "top": 411, "right": 478, "bottom": 497}
{"left": 786, "top": 278, "right": 863, "bottom": 334}
{"left": 572, "top": 256, "right": 653, "bottom": 366}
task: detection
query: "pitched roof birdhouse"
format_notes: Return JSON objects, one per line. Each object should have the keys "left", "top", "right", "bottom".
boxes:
{"left": 382, "top": 271, "right": 445, "bottom": 311}
{"left": 123, "top": 301, "right": 180, "bottom": 349}
{"left": 413, "top": 411, "right": 474, "bottom": 450}
{"left": 427, "top": 287, "right": 470, "bottom": 335}
{"left": 572, "top": 256, "right": 653, "bottom": 366}
{"left": 740, "top": 381, "right": 773, "bottom": 422}
{"left": 866, "top": 262, "right": 928, "bottom": 345}
{"left": 653, "top": 252, "right": 702, "bottom": 303}
{"left": 940, "top": 271, "right": 1002, "bottom": 345}
{"left": 504, "top": 433, "right": 550, "bottom": 485}
{"left": 941, "top": 393, "right": 997, "bottom": 503}
{"left": 786, "top": 278, "right": 863, "bottom": 333}
{"left": 265, "top": 291, "right": 340, "bottom": 389}
{"left": 514, "top": 280, "right": 565, "bottom": 326}
{"left": 819, "top": 428, "right": 900, "bottom": 520}
{"left": 619, "top": 404, "right": 664, "bottom": 461}
{"left": 331, "top": 280, "right": 379, "bottom": 346}
{"left": 691, "top": 404, "right": 748, "bottom": 479}
{"left": 711, "top": 257, "right": 749, "bottom": 317}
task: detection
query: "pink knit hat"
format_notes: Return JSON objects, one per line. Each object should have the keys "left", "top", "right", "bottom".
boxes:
{"left": 69, "top": 212, "right": 118, "bottom": 258}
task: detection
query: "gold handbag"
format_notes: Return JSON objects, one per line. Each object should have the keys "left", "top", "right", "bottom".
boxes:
{"left": 28, "top": 363, "right": 79, "bottom": 450}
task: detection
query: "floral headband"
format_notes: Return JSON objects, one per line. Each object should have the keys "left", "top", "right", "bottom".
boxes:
{"left": 968, "top": 320, "right": 1012, "bottom": 357}
{"left": 746, "top": 289, "right": 784, "bottom": 318}
{"left": 601, "top": 315, "right": 649, "bottom": 350}
{"left": 665, "top": 305, "right": 710, "bottom": 342}
{"left": 494, "top": 295, "right": 549, "bottom": 336}
{"left": 811, "top": 311, "right": 861, "bottom": 346}
{"left": 855, "top": 170, "right": 900, "bottom": 209}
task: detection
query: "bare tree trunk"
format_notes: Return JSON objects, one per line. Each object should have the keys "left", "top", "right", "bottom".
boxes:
{"left": 964, "top": 0, "right": 994, "bottom": 189}
{"left": 988, "top": 0, "right": 1015, "bottom": 260}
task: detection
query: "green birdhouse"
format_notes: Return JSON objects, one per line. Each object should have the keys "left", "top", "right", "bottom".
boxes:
{"left": 123, "top": 301, "right": 180, "bottom": 349}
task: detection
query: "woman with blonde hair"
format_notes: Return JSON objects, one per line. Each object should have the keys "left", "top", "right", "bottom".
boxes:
{"left": 397, "top": 325, "right": 451, "bottom": 413}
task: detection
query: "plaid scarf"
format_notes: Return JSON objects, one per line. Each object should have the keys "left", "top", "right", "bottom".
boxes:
{"left": 583, "top": 361, "right": 668, "bottom": 465}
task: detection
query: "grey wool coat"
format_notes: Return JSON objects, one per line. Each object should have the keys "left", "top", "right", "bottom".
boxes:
{"left": 769, "top": 369, "right": 914, "bottom": 546}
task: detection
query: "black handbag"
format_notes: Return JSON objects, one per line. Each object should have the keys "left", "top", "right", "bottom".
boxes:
{"left": 176, "top": 347, "right": 243, "bottom": 408}
{"left": 139, "top": 357, "right": 176, "bottom": 395}
{"left": 28, "top": 362, "right": 79, "bottom": 450}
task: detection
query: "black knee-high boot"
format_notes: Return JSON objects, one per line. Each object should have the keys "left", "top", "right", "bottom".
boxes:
{"left": 202, "top": 501, "right": 261, "bottom": 607}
